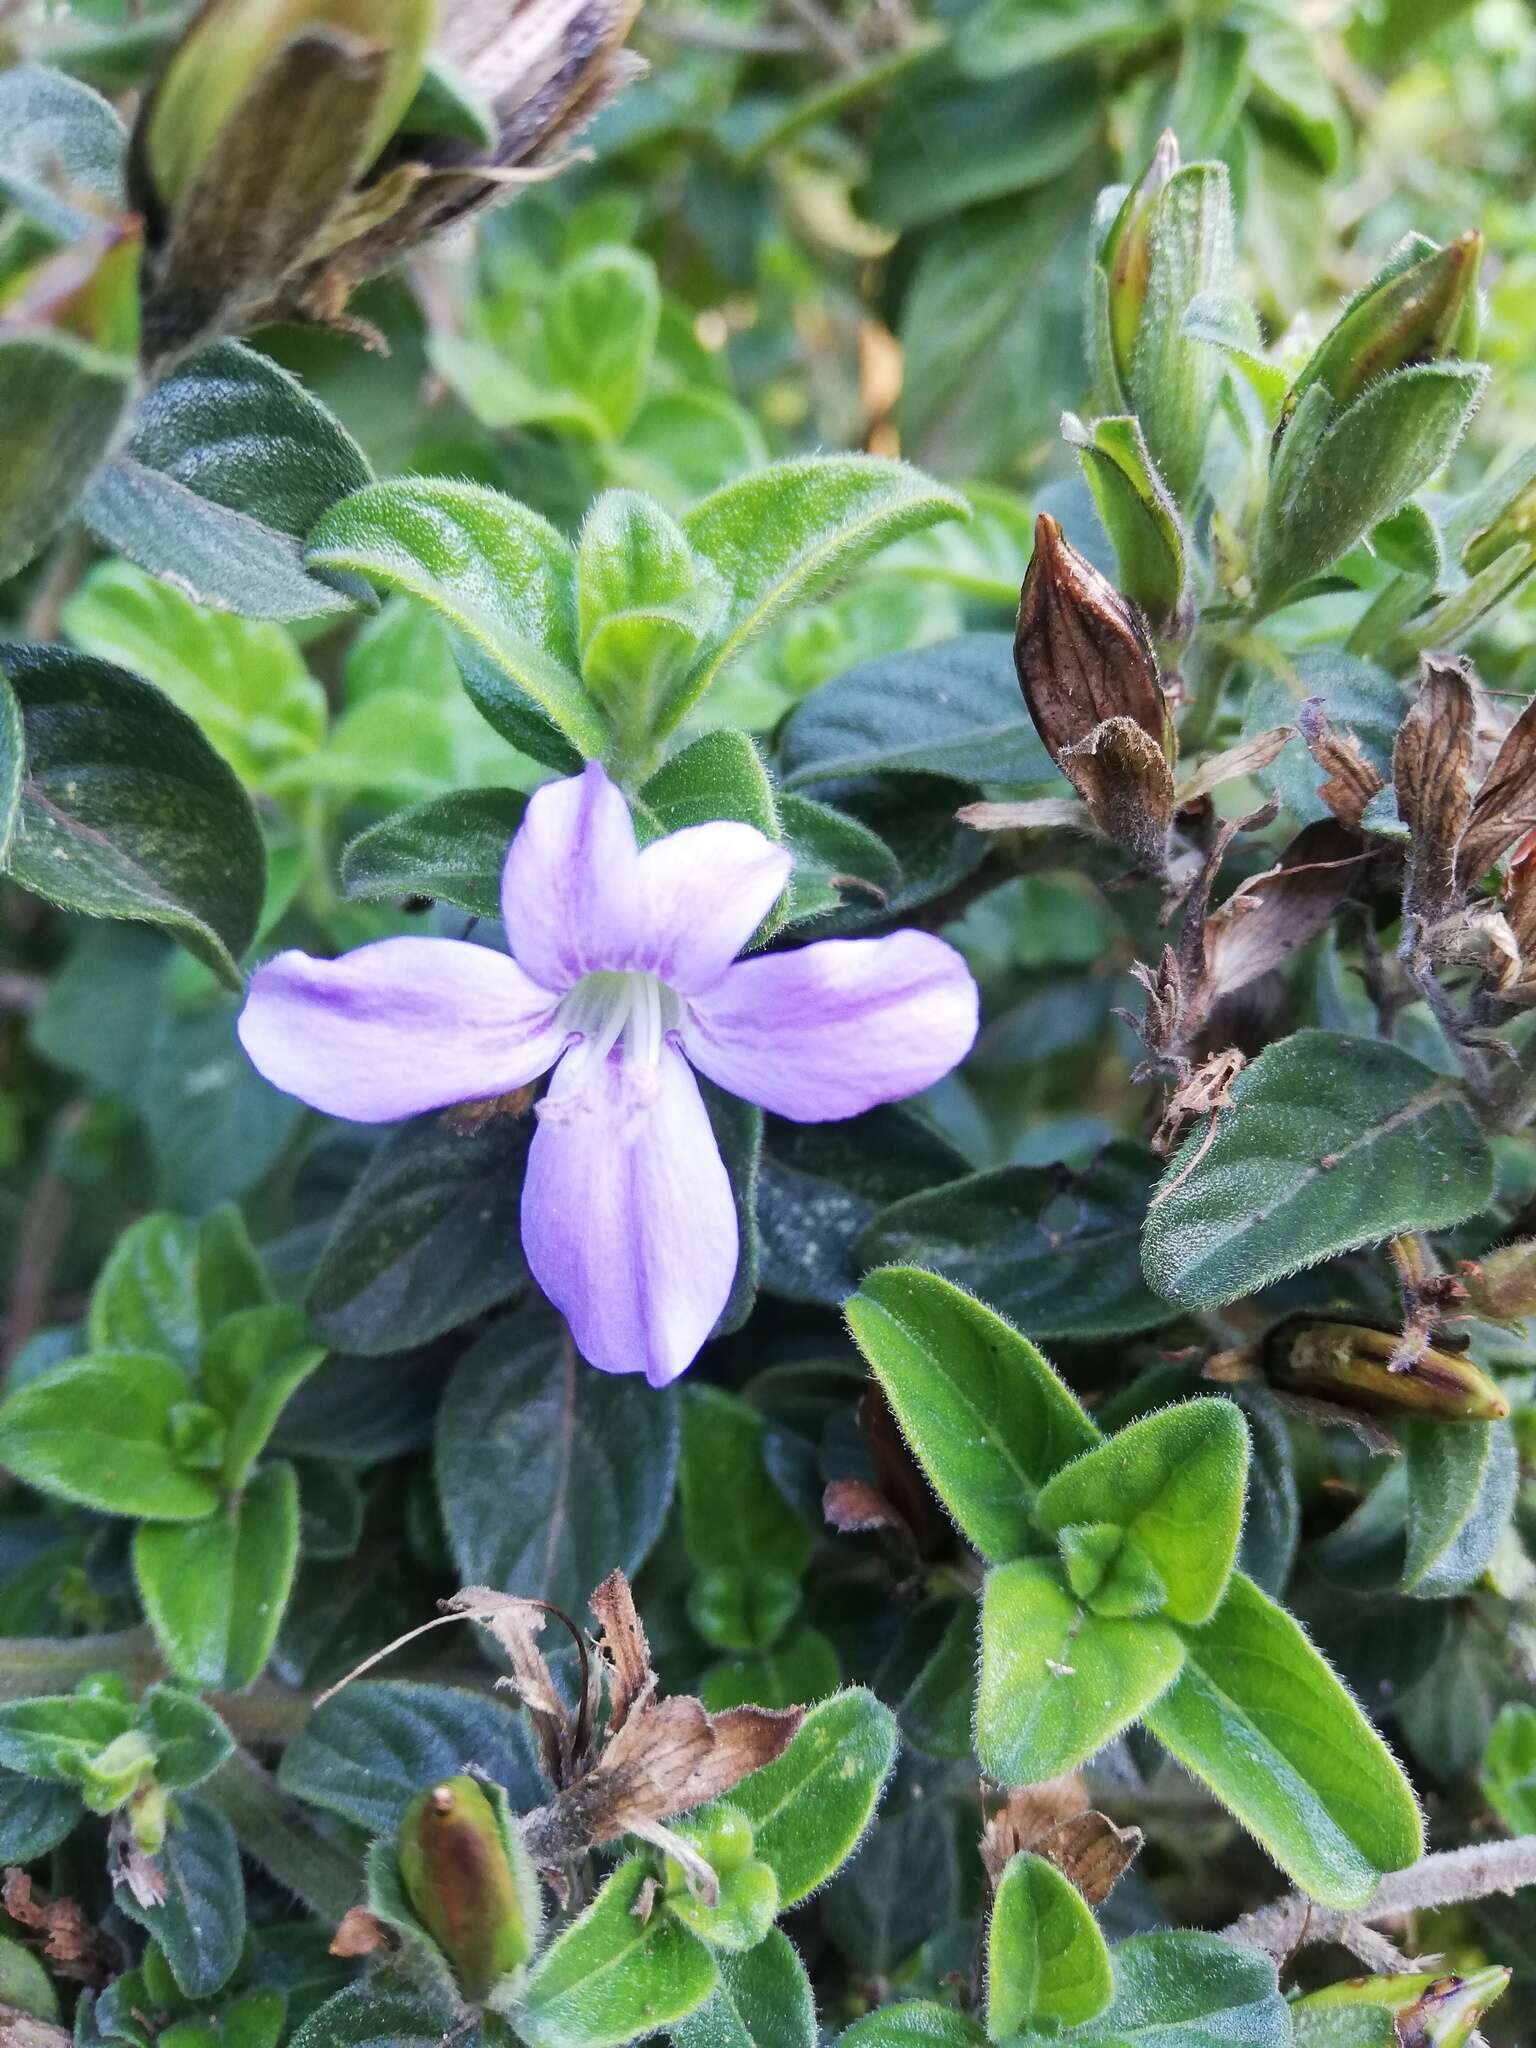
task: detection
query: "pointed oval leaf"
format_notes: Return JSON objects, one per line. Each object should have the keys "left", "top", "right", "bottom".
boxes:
{"left": 1142, "top": 1031, "right": 1494, "bottom": 1311}
{"left": 340, "top": 789, "right": 526, "bottom": 920}
{"left": 1071, "top": 1932, "right": 1289, "bottom": 2047}
{"left": 0, "top": 1352, "right": 221, "bottom": 1521}
{"left": 977, "top": 1558, "right": 1184, "bottom": 1784}
{"left": 520, "top": 1858, "right": 717, "bottom": 2048}
{"left": 1142, "top": 1572, "right": 1423, "bottom": 1906}
{"left": 305, "top": 479, "right": 605, "bottom": 754}
{"left": 83, "top": 342, "right": 373, "bottom": 620}
{"left": 672, "top": 1928, "right": 816, "bottom": 2048}
{"left": 119, "top": 1797, "right": 245, "bottom": 1998}
{"left": 728, "top": 1689, "right": 898, "bottom": 1908}
{"left": 846, "top": 1268, "right": 1099, "bottom": 1561}
{"left": 1402, "top": 1417, "right": 1518, "bottom": 1598}
{"left": 0, "top": 644, "right": 265, "bottom": 989}
{"left": 986, "top": 1850, "right": 1113, "bottom": 2036}
{"left": 133, "top": 1461, "right": 300, "bottom": 1687}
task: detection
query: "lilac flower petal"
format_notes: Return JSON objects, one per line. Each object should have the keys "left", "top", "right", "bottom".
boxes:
{"left": 683, "top": 929, "right": 978, "bottom": 1121}
{"left": 237, "top": 938, "right": 565, "bottom": 1123}
{"left": 500, "top": 761, "right": 642, "bottom": 990}
{"left": 634, "top": 821, "right": 793, "bottom": 992}
{"left": 522, "top": 1041, "right": 737, "bottom": 1386}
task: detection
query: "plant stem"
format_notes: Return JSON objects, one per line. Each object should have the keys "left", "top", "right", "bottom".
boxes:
{"left": 0, "top": 1627, "right": 313, "bottom": 1745}
{"left": 202, "top": 1747, "right": 361, "bottom": 1923}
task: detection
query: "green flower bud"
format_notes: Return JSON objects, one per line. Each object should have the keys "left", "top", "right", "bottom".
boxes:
{"left": 662, "top": 1806, "right": 778, "bottom": 1952}
{"left": 1265, "top": 1315, "right": 1509, "bottom": 1423}
{"left": 146, "top": 0, "right": 439, "bottom": 205}
{"left": 1288, "top": 231, "right": 1483, "bottom": 419}
{"left": 1101, "top": 130, "right": 1179, "bottom": 392}
{"left": 398, "top": 1776, "right": 537, "bottom": 2002}
{"left": 1295, "top": 1966, "right": 1510, "bottom": 2047}
{"left": 80, "top": 1730, "right": 158, "bottom": 1813}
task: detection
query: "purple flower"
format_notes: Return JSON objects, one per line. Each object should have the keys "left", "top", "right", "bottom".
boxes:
{"left": 238, "top": 763, "right": 978, "bottom": 1385}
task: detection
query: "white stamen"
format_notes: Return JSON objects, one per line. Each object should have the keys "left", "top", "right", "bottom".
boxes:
{"left": 539, "top": 970, "right": 683, "bottom": 1135}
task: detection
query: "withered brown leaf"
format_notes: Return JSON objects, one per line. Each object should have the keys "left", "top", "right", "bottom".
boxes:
{"left": 1297, "top": 699, "right": 1384, "bottom": 830}
{"left": 823, "top": 1479, "right": 906, "bottom": 1535}
{"left": 1459, "top": 693, "right": 1536, "bottom": 886}
{"left": 980, "top": 1780, "right": 1141, "bottom": 1907}
{"left": 1173, "top": 725, "right": 1292, "bottom": 809}
{"left": 1394, "top": 656, "right": 1474, "bottom": 921}
{"left": 589, "top": 1568, "right": 656, "bottom": 1736}
{"left": 330, "top": 1906, "right": 396, "bottom": 1959}
{"left": 1196, "top": 819, "right": 1366, "bottom": 1021}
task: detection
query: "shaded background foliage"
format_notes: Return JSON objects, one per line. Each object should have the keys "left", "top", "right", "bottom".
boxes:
{"left": 7, "top": 0, "right": 1536, "bottom": 2046}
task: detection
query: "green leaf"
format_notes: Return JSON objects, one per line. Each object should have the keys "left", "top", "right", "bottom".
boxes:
{"left": 278, "top": 1681, "right": 540, "bottom": 1836}
{"left": 1034, "top": 1401, "right": 1249, "bottom": 1625}
{"left": 758, "top": 1111, "right": 968, "bottom": 1307}
{"left": 436, "top": 1305, "right": 680, "bottom": 1617}
{"left": 136, "top": 1684, "right": 234, "bottom": 1789}
{"left": 1480, "top": 1701, "right": 1536, "bottom": 1834}
{"left": 1066, "top": 413, "right": 1190, "bottom": 629}
{"left": 0, "top": 1777, "right": 81, "bottom": 1861}
{"left": 0, "top": 1352, "right": 221, "bottom": 1520}
{"left": 143, "top": 999, "right": 304, "bottom": 1211}
{"left": 778, "top": 792, "right": 899, "bottom": 925}
{"left": 0, "top": 65, "right": 125, "bottom": 239}
{"left": 860, "top": 1144, "right": 1174, "bottom": 1342}
{"left": 197, "top": 1205, "right": 271, "bottom": 1329}
{"left": 0, "top": 1694, "right": 135, "bottom": 1784}
{"left": 290, "top": 1984, "right": 479, "bottom": 2048}
{"left": 1256, "top": 364, "right": 1488, "bottom": 611}
{"left": 307, "top": 1113, "right": 532, "bottom": 1354}
{"left": 1143, "top": 1573, "right": 1423, "bottom": 1906}
{"left": 1289, "top": 2008, "right": 1397, "bottom": 2048}
{"left": 867, "top": 57, "right": 1098, "bottom": 227}
{"left": 133, "top": 1462, "right": 300, "bottom": 1687}
{"left": 986, "top": 1850, "right": 1113, "bottom": 2035}
{"left": 83, "top": 342, "right": 373, "bottom": 620}
{"left": 0, "top": 1929, "right": 60, "bottom": 2022}
{"left": 305, "top": 480, "right": 606, "bottom": 755}
{"left": 1402, "top": 1418, "right": 1518, "bottom": 1597}
{"left": 846, "top": 1268, "right": 1099, "bottom": 1561}
{"left": 61, "top": 562, "right": 327, "bottom": 795}
{"left": 672, "top": 1929, "right": 816, "bottom": 2048}
{"left": 954, "top": 0, "right": 1160, "bottom": 76}
{"left": 544, "top": 251, "right": 661, "bottom": 442}
{"left": 1071, "top": 1932, "right": 1289, "bottom": 2046}
{"left": 0, "top": 645, "right": 266, "bottom": 989}
{"left": 0, "top": 328, "right": 136, "bottom": 585}
{"left": 823, "top": 1794, "right": 959, "bottom": 1973}
{"left": 519, "top": 1858, "right": 717, "bottom": 2048}
{"left": 119, "top": 1798, "right": 245, "bottom": 1998}
{"left": 340, "top": 788, "right": 526, "bottom": 920}
{"left": 681, "top": 1386, "right": 810, "bottom": 1581}
{"left": 1142, "top": 1031, "right": 1494, "bottom": 1311}
{"left": 729, "top": 1689, "right": 898, "bottom": 1907}
{"left": 977, "top": 1558, "right": 1184, "bottom": 1783}
{"left": 200, "top": 1305, "right": 326, "bottom": 1488}
{"left": 839, "top": 2008, "right": 986, "bottom": 2048}
{"left": 642, "top": 729, "right": 779, "bottom": 838}
{"left": 1129, "top": 162, "right": 1235, "bottom": 506}
{"left": 88, "top": 1213, "right": 201, "bottom": 1367}
{"left": 681, "top": 458, "right": 967, "bottom": 709}
{"left": 779, "top": 633, "right": 1050, "bottom": 790}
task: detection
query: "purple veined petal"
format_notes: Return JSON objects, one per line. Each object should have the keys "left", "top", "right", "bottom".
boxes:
{"left": 633, "top": 821, "right": 794, "bottom": 993}
{"left": 500, "top": 761, "right": 642, "bottom": 990}
{"left": 682, "top": 929, "right": 979, "bottom": 1121}
{"left": 237, "top": 938, "right": 566, "bottom": 1123}
{"left": 521, "top": 1039, "right": 738, "bottom": 1388}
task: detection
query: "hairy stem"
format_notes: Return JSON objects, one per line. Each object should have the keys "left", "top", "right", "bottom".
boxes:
{"left": 1223, "top": 1835, "right": 1536, "bottom": 1960}
{"left": 202, "top": 1748, "right": 361, "bottom": 1923}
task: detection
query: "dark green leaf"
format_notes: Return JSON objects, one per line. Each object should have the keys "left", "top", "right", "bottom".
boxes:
{"left": 279, "top": 1681, "right": 540, "bottom": 1836}
{"left": 0, "top": 645, "right": 265, "bottom": 989}
{"left": 1071, "top": 1932, "right": 1289, "bottom": 2047}
{"left": 133, "top": 1462, "right": 301, "bottom": 1687}
{"left": 0, "top": 331, "right": 135, "bottom": 584}
{"left": 729, "top": 1688, "right": 897, "bottom": 1908}
{"left": 519, "top": 1858, "right": 717, "bottom": 2048}
{"left": 435, "top": 1306, "right": 680, "bottom": 1617}
{"left": 1142, "top": 1032, "right": 1494, "bottom": 1310}
{"left": 307, "top": 1111, "right": 532, "bottom": 1353}
{"left": 340, "top": 790, "right": 526, "bottom": 920}
{"left": 120, "top": 1798, "right": 245, "bottom": 1998}
{"left": 84, "top": 343, "right": 373, "bottom": 621}
{"left": 0, "top": 65, "right": 125, "bottom": 239}
{"left": 1402, "top": 1418, "right": 1518, "bottom": 1597}
{"left": 671, "top": 1929, "right": 816, "bottom": 2048}
{"left": 860, "top": 1143, "right": 1174, "bottom": 1340}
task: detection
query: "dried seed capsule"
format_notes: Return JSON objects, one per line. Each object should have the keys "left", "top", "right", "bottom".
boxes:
{"left": 1264, "top": 1315, "right": 1508, "bottom": 1423}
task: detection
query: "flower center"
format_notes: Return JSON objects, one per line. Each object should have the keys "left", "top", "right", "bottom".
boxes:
{"left": 543, "top": 970, "right": 685, "bottom": 1131}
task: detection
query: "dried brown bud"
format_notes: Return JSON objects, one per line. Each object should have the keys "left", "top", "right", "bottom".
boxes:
{"left": 1263, "top": 1314, "right": 1508, "bottom": 1423}
{"left": 1394, "top": 656, "right": 1474, "bottom": 923}
{"left": 1016, "top": 514, "right": 1170, "bottom": 765}
{"left": 1460, "top": 1238, "right": 1536, "bottom": 1320}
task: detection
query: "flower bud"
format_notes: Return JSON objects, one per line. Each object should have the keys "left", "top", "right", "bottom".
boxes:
{"left": 1101, "top": 130, "right": 1179, "bottom": 392}
{"left": 1287, "top": 231, "right": 1482, "bottom": 419}
{"left": 1294, "top": 1967, "right": 1509, "bottom": 2048}
{"left": 397, "top": 1776, "right": 538, "bottom": 2001}
{"left": 1264, "top": 1315, "right": 1508, "bottom": 1423}
{"left": 1459, "top": 1238, "right": 1536, "bottom": 1321}
{"left": 146, "top": 0, "right": 438, "bottom": 205}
